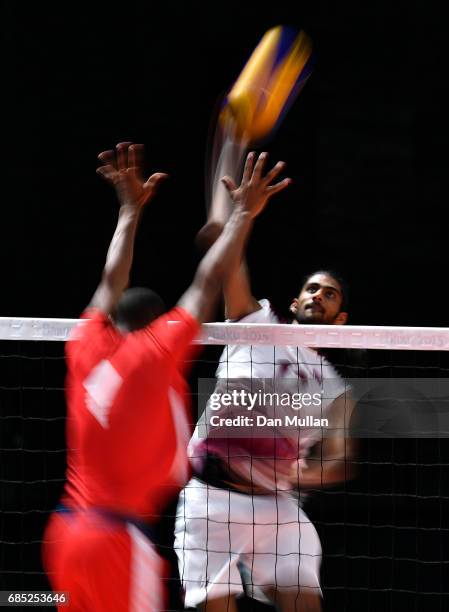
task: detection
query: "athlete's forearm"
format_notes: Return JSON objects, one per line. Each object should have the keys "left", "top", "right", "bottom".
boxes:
{"left": 101, "top": 205, "right": 141, "bottom": 293}
{"left": 179, "top": 151, "right": 289, "bottom": 323}
{"left": 177, "top": 206, "right": 255, "bottom": 323}
{"left": 194, "top": 205, "right": 253, "bottom": 288}
{"left": 207, "top": 141, "right": 259, "bottom": 320}
{"left": 209, "top": 135, "right": 246, "bottom": 226}
{"left": 177, "top": 205, "right": 254, "bottom": 323}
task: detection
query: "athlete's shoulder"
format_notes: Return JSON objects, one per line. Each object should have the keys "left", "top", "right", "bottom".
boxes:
{"left": 130, "top": 306, "right": 200, "bottom": 363}
{"left": 66, "top": 308, "right": 122, "bottom": 370}
{"left": 68, "top": 308, "right": 115, "bottom": 340}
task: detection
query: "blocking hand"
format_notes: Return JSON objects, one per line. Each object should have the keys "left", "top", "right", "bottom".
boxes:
{"left": 221, "top": 151, "right": 291, "bottom": 219}
{"left": 96, "top": 142, "right": 168, "bottom": 209}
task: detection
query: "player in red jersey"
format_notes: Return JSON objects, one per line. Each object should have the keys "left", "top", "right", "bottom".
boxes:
{"left": 42, "top": 142, "right": 291, "bottom": 611}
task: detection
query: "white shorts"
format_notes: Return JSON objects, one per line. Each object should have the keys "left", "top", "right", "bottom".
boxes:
{"left": 174, "top": 478, "right": 322, "bottom": 608}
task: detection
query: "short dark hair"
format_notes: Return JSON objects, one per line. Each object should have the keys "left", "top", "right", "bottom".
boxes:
{"left": 300, "top": 269, "right": 349, "bottom": 312}
{"left": 114, "top": 287, "right": 166, "bottom": 331}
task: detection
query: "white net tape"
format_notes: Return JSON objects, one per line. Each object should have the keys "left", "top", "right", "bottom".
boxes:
{"left": 1, "top": 316, "right": 449, "bottom": 350}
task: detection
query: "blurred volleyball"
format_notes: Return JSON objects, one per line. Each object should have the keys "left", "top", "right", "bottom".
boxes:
{"left": 220, "top": 26, "right": 313, "bottom": 144}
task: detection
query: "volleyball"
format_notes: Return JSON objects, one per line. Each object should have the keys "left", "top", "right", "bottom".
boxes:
{"left": 220, "top": 26, "right": 313, "bottom": 144}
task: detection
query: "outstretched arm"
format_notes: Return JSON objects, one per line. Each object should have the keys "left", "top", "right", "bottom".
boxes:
{"left": 199, "top": 135, "right": 287, "bottom": 320}
{"left": 179, "top": 151, "right": 291, "bottom": 323}
{"left": 200, "top": 140, "right": 289, "bottom": 320}
{"left": 89, "top": 142, "right": 167, "bottom": 314}
{"left": 224, "top": 155, "right": 289, "bottom": 320}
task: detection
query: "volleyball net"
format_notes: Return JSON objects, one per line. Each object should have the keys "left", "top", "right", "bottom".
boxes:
{"left": 1, "top": 317, "right": 448, "bottom": 611}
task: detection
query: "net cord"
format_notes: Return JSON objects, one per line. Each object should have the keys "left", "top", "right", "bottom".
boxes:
{"left": 1, "top": 316, "right": 449, "bottom": 350}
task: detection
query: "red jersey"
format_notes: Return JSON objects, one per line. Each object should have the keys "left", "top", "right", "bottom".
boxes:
{"left": 61, "top": 306, "right": 200, "bottom": 522}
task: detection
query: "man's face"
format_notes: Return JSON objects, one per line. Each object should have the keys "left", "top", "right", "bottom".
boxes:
{"left": 290, "top": 273, "right": 347, "bottom": 325}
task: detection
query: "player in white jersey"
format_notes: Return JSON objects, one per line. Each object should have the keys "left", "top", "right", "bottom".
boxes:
{"left": 175, "top": 141, "right": 354, "bottom": 612}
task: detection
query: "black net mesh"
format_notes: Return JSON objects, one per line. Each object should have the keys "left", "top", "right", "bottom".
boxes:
{"left": 0, "top": 339, "right": 448, "bottom": 611}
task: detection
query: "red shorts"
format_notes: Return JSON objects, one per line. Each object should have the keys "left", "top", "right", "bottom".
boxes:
{"left": 43, "top": 510, "right": 167, "bottom": 611}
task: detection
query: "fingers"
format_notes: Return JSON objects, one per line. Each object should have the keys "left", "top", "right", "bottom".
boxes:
{"left": 244, "top": 151, "right": 281, "bottom": 185}
{"left": 241, "top": 151, "right": 256, "bottom": 185}
{"left": 98, "top": 142, "right": 143, "bottom": 178}
{"left": 144, "top": 172, "right": 169, "bottom": 191}
{"left": 146, "top": 172, "right": 169, "bottom": 184}
{"left": 98, "top": 142, "right": 133, "bottom": 174}
{"left": 98, "top": 150, "right": 116, "bottom": 170}
{"left": 95, "top": 165, "right": 116, "bottom": 182}
{"left": 252, "top": 151, "right": 268, "bottom": 180}
{"left": 266, "top": 177, "right": 292, "bottom": 196}
{"left": 97, "top": 148, "right": 117, "bottom": 184}
{"left": 221, "top": 176, "right": 238, "bottom": 193}
{"left": 140, "top": 172, "right": 168, "bottom": 203}
{"left": 128, "top": 144, "right": 144, "bottom": 176}
{"left": 116, "top": 141, "right": 132, "bottom": 171}
{"left": 263, "top": 160, "right": 286, "bottom": 186}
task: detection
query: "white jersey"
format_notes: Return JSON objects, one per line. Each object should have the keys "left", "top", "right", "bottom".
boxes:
{"left": 216, "top": 299, "right": 340, "bottom": 383}
{"left": 189, "top": 299, "right": 346, "bottom": 491}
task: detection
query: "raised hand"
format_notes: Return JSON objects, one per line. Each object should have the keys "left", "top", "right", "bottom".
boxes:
{"left": 96, "top": 142, "right": 168, "bottom": 209}
{"left": 221, "top": 151, "right": 291, "bottom": 219}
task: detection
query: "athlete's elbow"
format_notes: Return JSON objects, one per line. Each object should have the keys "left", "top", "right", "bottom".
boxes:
{"left": 195, "top": 258, "right": 225, "bottom": 290}
{"left": 193, "top": 266, "right": 222, "bottom": 303}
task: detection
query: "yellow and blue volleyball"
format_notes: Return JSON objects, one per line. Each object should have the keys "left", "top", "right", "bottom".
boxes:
{"left": 220, "top": 26, "right": 313, "bottom": 144}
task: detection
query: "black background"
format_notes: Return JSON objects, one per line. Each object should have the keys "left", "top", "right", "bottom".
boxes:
{"left": 2, "top": 1, "right": 449, "bottom": 610}
{"left": 3, "top": 0, "right": 447, "bottom": 324}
